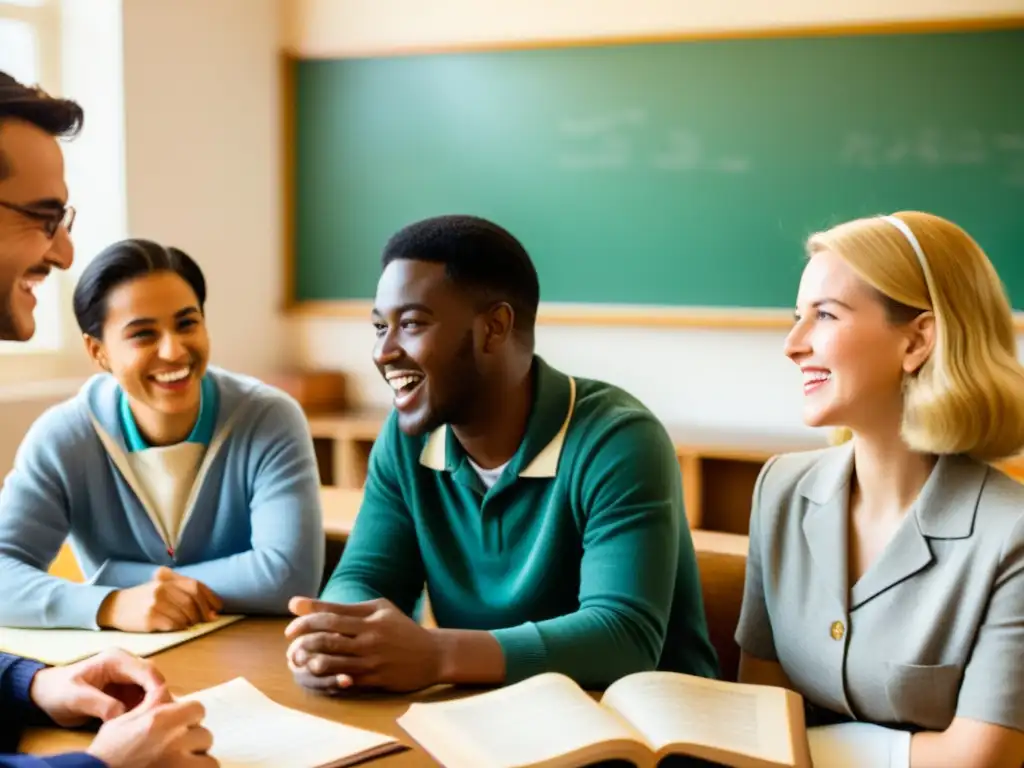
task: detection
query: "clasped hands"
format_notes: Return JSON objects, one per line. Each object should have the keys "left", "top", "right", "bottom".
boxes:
{"left": 31, "top": 647, "right": 215, "bottom": 767}
{"left": 285, "top": 596, "right": 442, "bottom": 693}
{"left": 98, "top": 566, "right": 223, "bottom": 633}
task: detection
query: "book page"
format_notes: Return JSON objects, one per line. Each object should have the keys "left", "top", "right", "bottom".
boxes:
{"left": 398, "top": 672, "right": 650, "bottom": 768}
{"left": 179, "top": 677, "right": 401, "bottom": 768}
{"left": 0, "top": 615, "right": 244, "bottom": 666}
{"left": 601, "top": 672, "right": 801, "bottom": 767}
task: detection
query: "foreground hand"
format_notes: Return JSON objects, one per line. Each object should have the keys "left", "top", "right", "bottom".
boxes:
{"left": 97, "top": 567, "right": 223, "bottom": 632}
{"left": 285, "top": 597, "right": 440, "bottom": 693}
{"left": 87, "top": 696, "right": 217, "bottom": 768}
{"left": 30, "top": 647, "right": 170, "bottom": 728}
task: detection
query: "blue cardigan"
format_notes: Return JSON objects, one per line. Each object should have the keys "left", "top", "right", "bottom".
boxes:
{"left": 0, "top": 366, "right": 324, "bottom": 629}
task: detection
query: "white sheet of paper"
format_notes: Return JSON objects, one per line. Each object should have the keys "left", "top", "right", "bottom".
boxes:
{"left": 0, "top": 615, "right": 244, "bottom": 665}
{"left": 808, "top": 722, "right": 911, "bottom": 768}
{"left": 179, "top": 677, "right": 402, "bottom": 768}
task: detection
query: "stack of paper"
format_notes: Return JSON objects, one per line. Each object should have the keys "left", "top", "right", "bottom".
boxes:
{"left": 0, "top": 615, "right": 244, "bottom": 665}
{"left": 180, "top": 677, "right": 405, "bottom": 767}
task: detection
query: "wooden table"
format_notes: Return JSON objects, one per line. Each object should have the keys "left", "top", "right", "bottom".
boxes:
{"left": 26, "top": 522, "right": 750, "bottom": 760}
{"left": 19, "top": 618, "right": 462, "bottom": 765}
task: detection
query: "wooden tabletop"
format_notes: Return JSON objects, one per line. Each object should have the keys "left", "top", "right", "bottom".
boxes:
{"left": 19, "top": 618, "right": 466, "bottom": 766}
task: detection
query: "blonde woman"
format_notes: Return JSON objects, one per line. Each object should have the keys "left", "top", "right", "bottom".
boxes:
{"left": 735, "top": 211, "right": 1024, "bottom": 767}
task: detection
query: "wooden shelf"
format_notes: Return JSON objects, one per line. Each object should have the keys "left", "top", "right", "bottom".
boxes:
{"left": 306, "top": 408, "right": 1024, "bottom": 536}
{"left": 307, "top": 408, "right": 391, "bottom": 488}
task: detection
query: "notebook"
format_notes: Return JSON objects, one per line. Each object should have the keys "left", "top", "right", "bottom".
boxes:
{"left": 179, "top": 677, "right": 406, "bottom": 767}
{"left": 0, "top": 615, "right": 244, "bottom": 665}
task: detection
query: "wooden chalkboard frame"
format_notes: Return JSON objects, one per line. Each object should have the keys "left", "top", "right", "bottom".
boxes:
{"left": 280, "top": 14, "right": 1024, "bottom": 330}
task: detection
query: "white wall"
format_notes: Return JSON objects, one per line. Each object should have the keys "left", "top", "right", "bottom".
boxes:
{"left": 121, "top": 0, "right": 287, "bottom": 378}
{"left": 284, "top": 0, "right": 1024, "bottom": 432}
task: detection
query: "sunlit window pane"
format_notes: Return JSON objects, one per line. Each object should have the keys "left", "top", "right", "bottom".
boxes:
{"left": 0, "top": 17, "right": 38, "bottom": 85}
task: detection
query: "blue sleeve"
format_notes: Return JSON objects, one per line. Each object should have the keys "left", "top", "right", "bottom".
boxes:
{"left": 0, "top": 655, "right": 107, "bottom": 767}
{"left": 156, "top": 396, "right": 324, "bottom": 613}
{"left": 0, "top": 755, "right": 106, "bottom": 767}
{"left": 0, "top": 408, "right": 117, "bottom": 629}
{"left": 0, "top": 652, "right": 46, "bottom": 722}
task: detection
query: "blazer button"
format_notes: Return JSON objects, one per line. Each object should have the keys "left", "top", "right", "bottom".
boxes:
{"left": 830, "top": 620, "right": 845, "bottom": 640}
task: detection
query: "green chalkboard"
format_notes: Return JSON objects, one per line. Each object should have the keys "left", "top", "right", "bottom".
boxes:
{"left": 293, "top": 27, "right": 1024, "bottom": 310}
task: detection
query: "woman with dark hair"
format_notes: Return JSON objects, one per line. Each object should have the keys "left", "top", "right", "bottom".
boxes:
{"left": 0, "top": 238, "right": 324, "bottom": 632}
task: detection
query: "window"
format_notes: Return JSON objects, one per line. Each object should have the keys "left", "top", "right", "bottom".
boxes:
{"left": 0, "top": 0, "right": 126, "bottom": 384}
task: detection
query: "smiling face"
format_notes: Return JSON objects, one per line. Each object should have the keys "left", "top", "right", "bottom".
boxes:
{"left": 84, "top": 271, "right": 210, "bottom": 444}
{"left": 372, "top": 259, "right": 489, "bottom": 436}
{"left": 785, "top": 249, "right": 933, "bottom": 435}
{"left": 0, "top": 120, "right": 74, "bottom": 341}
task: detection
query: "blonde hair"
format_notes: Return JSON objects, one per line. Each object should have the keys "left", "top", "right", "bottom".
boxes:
{"left": 806, "top": 211, "right": 1024, "bottom": 462}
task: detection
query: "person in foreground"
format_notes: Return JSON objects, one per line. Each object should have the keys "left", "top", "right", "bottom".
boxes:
{"left": 0, "top": 238, "right": 324, "bottom": 632}
{"left": 0, "top": 70, "right": 214, "bottom": 766}
{"left": 285, "top": 214, "right": 718, "bottom": 694}
{"left": 1, "top": 649, "right": 214, "bottom": 768}
{"left": 735, "top": 211, "right": 1024, "bottom": 767}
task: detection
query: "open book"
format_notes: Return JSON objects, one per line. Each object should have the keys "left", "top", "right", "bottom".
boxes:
{"left": 0, "top": 615, "right": 244, "bottom": 666}
{"left": 179, "top": 677, "right": 406, "bottom": 767}
{"left": 397, "top": 671, "right": 811, "bottom": 768}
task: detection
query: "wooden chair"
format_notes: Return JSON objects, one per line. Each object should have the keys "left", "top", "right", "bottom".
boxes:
{"left": 691, "top": 530, "right": 749, "bottom": 683}
{"left": 48, "top": 544, "right": 83, "bottom": 583}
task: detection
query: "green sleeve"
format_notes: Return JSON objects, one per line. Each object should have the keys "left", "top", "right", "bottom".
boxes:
{"left": 491, "top": 415, "right": 691, "bottom": 687}
{"left": 319, "top": 419, "right": 425, "bottom": 615}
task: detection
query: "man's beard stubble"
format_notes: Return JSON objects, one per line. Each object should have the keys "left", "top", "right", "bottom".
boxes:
{"left": 421, "top": 330, "right": 486, "bottom": 434}
{"left": 0, "top": 288, "right": 20, "bottom": 341}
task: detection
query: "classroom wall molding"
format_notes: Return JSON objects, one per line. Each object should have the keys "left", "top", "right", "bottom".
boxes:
{"left": 286, "top": 299, "right": 802, "bottom": 330}
{"left": 281, "top": 0, "right": 1024, "bottom": 58}
{"left": 286, "top": 300, "right": 1024, "bottom": 332}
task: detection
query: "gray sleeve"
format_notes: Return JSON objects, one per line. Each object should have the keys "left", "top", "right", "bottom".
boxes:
{"left": 734, "top": 455, "right": 780, "bottom": 661}
{"left": 954, "top": 513, "right": 1024, "bottom": 731}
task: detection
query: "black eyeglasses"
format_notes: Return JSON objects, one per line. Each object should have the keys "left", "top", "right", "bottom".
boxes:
{"left": 0, "top": 200, "right": 76, "bottom": 238}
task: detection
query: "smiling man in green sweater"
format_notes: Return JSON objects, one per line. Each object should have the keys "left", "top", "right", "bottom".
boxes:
{"left": 285, "top": 214, "right": 718, "bottom": 693}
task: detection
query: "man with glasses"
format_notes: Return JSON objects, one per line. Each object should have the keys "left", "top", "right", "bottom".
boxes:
{"left": 0, "top": 75, "right": 76, "bottom": 342}
{"left": 0, "top": 71, "right": 215, "bottom": 767}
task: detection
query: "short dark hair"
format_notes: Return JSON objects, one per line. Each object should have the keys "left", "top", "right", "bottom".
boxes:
{"left": 382, "top": 215, "right": 540, "bottom": 341}
{"left": 73, "top": 238, "right": 207, "bottom": 338}
{"left": 0, "top": 70, "right": 84, "bottom": 180}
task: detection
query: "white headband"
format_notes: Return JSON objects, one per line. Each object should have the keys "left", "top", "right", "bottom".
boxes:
{"left": 882, "top": 215, "right": 930, "bottom": 277}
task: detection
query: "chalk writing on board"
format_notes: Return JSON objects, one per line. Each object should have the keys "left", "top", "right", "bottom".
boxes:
{"left": 649, "top": 130, "right": 753, "bottom": 173}
{"left": 650, "top": 129, "right": 702, "bottom": 171}
{"left": 555, "top": 109, "right": 646, "bottom": 170}
{"left": 556, "top": 113, "right": 752, "bottom": 174}
{"left": 716, "top": 156, "right": 753, "bottom": 174}
{"left": 839, "top": 129, "right": 1024, "bottom": 187}
{"left": 997, "top": 134, "right": 1024, "bottom": 187}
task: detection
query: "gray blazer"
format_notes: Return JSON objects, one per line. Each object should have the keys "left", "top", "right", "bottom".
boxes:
{"left": 735, "top": 442, "right": 1024, "bottom": 733}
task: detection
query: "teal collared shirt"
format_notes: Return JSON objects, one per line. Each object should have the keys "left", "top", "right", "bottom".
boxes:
{"left": 119, "top": 375, "right": 219, "bottom": 452}
{"left": 321, "top": 355, "right": 719, "bottom": 687}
